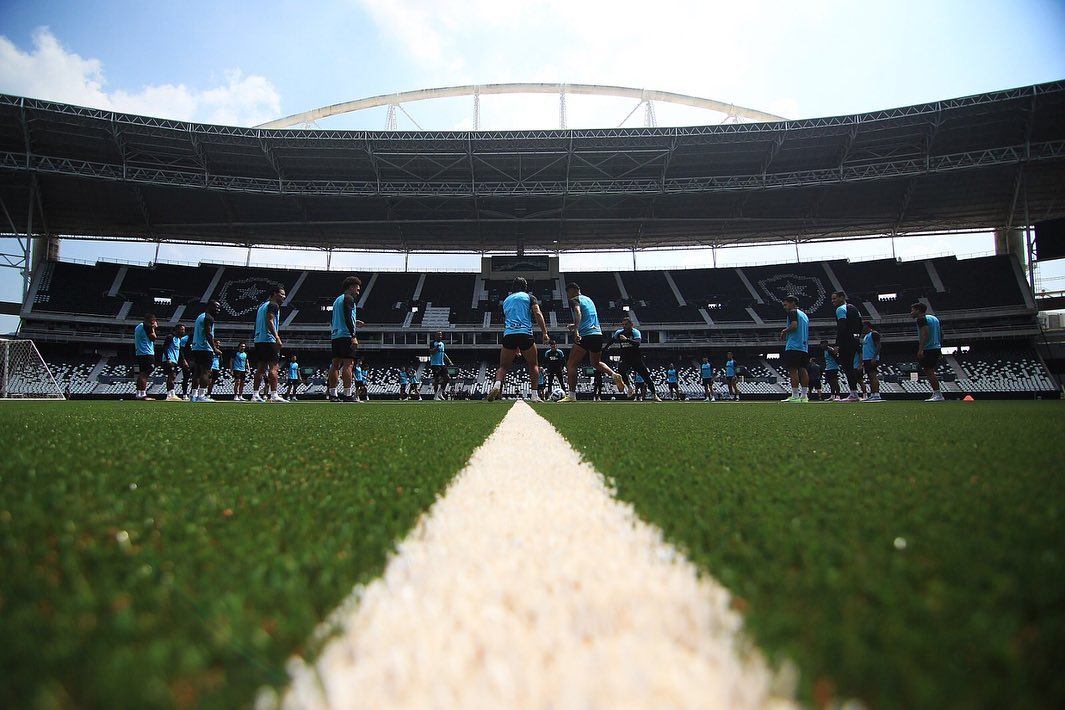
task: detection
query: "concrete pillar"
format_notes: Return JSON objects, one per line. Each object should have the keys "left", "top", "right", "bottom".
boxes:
{"left": 994, "top": 227, "right": 1024, "bottom": 262}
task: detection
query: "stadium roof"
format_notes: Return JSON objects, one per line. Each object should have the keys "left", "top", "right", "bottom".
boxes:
{"left": 1, "top": 82, "right": 1064, "bottom": 253}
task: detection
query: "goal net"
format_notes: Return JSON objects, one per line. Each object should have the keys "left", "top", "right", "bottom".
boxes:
{"left": 0, "top": 338, "right": 65, "bottom": 399}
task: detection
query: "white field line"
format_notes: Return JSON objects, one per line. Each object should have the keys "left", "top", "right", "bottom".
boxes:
{"left": 272, "top": 401, "right": 795, "bottom": 710}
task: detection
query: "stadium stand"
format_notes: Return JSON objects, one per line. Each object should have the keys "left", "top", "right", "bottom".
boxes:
{"left": 19, "top": 252, "right": 1059, "bottom": 400}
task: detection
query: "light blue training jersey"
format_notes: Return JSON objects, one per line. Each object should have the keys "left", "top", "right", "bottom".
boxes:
{"left": 233, "top": 351, "right": 248, "bottom": 372}
{"left": 823, "top": 349, "right": 839, "bottom": 371}
{"left": 254, "top": 301, "right": 281, "bottom": 344}
{"left": 330, "top": 294, "right": 357, "bottom": 339}
{"left": 571, "top": 294, "right": 602, "bottom": 337}
{"left": 288, "top": 362, "right": 299, "bottom": 379}
{"left": 862, "top": 331, "right": 880, "bottom": 361}
{"left": 163, "top": 334, "right": 181, "bottom": 363}
{"left": 666, "top": 368, "right": 678, "bottom": 383}
{"left": 191, "top": 312, "right": 214, "bottom": 352}
{"left": 700, "top": 363, "right": 713, "bottom": 379}
{"left": 916, "top": 314, "right": 942, "bottom": 349}
{"left": 726, "top": 359, "right": 736, "bottom": 377}
{"left": 430, "top": 340, "right": 446, "bottom": 366}
{"left": 134, "top": 323, "right": 154, "bottom": 356}
{"left": 502, "top": 291, "right": 536, "bottom": 335}
{"left": 211, "top": 354, "right": 220, "bottom": 371}
{"left": 784, "top": 309, "right": 809, "bottom": 353}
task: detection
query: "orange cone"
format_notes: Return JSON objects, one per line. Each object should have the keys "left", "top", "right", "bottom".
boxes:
{"left": 963, "top": 394, "right": 974, "bottom": 401}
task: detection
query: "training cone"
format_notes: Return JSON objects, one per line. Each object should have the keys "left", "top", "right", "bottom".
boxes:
{"left": 963, "top": 394, "right": 975, "bottom": 401}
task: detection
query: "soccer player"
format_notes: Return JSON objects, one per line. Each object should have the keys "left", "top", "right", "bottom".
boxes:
{"left": 285, "top": 354, "right": 303, "bottom": 401}
{"left": 399, "top": 367, "right": 409, "bottom": 400}
{"left": 633, "top": 371, "right": 647, "bottom": 400}
{"left": 725, "top": 351, "right": 739, "bottom": 401}
{"left": 665, "top": 363, "right": 682, "bottom": 400}
{"left": 558, "top": 282, "right": 626, "bottom": 403}
{"left": 231, "top": 342, "right": 249, "bottom": 401}
{"left": 910, "top": 302, "right": 945, "bottom": 402}
{"left": 603, "top": 317, "right": 662, "bottom": 402}
{"left": 326, "top": 276, "right": 363, "bottom": 402}
{"left": 429, "top": 331, "right": 454, "bottom": 401}
{"left": 178, "top": 329, "right": 193, "bottom": 400}
{"left": 207, "top": 349, "right": 222, "bottom": 400}
{"left": 831, "top": 291, "right": 863, "bottom": 402}
{"left": 779, "top": 295, "right": 810, "bottom": 403}
{"left": 252, "top": 286, "right": 287, "bottom": 403}
{"left": 162, "top": 324, "right": 186, "bottom": 401}
{"left": 354, "top": 358, "right": 368, "bottom": 401}
{"left": 542, "top": 339, "right": 567, "bottom": 393}
{"left": 409, "top": 368, "right": 422, "bottom": 400}
{"left": 861, "top": 320, "right": 884, "bottom": 402}
{"left": 133, "top": 313, "right": 158, "bottom": 401}
{"left": 537, "top": 369, "right": 547, "bottom": 401}
{"left": 820, "top": 340, "right": 842, "bottom": 401}
{"left": 808, "top": 357, "right": 823, "bottom": 401}
{"left": 487, "top": 277, "right": 549, "bottom": 402}
{"left": 700, "top": 357, "right": 715, "bottom": 401}
{"left": 190, "top": 301, "right": 222, "bottom": 403}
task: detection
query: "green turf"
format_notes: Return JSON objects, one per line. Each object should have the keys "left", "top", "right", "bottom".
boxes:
{"left": 535, "top": 401, "right": 1065, "bottom": 709}
{"left": 0, "top": 401, "right": 509, "bottom": 709}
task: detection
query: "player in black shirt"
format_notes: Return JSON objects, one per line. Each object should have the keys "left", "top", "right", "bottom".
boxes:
{"left": 603, "top": 317, "right": 662, "bottom": 402}
{"left": 830, "top": 290, "right": 863, "bottom": 402}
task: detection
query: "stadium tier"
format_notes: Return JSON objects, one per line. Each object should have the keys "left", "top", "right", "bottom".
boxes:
{"left": 16, "top": 251, "right": 1057, "bottom": 399}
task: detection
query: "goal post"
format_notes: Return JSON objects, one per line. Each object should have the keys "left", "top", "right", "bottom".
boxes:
{"left": 0, "top": 338, "right": 65, "bottom": 400}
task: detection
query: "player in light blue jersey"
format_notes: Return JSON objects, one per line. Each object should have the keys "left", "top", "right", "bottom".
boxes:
{"left": 354, "top": 358, "right": 369, "bottom": 401}
{"left": 665, "top": 364, "right": 682, "bottom": 401}
{"left": 779, "top": 295, "right": 810, "bottom": 403}
{"left": 700, "top": 357, "right": 715, "bottom": 401}
{"left": 861, "top": 321, "right": 884, "bottom": 402}
{"left": 190, "top": 301, "right": 222, "bottom": 402}
{"left": 326, "top": 276, "right": 363, "bottom": 402}
{"left": 429, "top": 331, "right": 455, "bottom": 400}
{"left": 559, "top": 282, "right": 626, "bottom": 402}
{"left": 398, "top": 367, "right": 409, "bottom": 400}
{"left": 602, "top": 317, "right": 661, "bottom": 402}
{"left": 487, "top": 277, "right": 549, "bottom": 402}
{"left": 206, "top": 350, "right": 222, "bottom": 400}
{"left": 409, "top": 368, "right": 422, "bottom": 400}
{"left": 162, "top": 324, "right": 186, "bottom": 401}
{"left": 820, "top": 340, "right": 842, "bottom": 401}
{"left": 633, "top": 371, "right": 647, "bottom": 400}
{"left": 230, "top": 342, "right": 249, "bottom": 401}
{"left": 725, "top": 351, "right": 740, "bottom": 401}
{"left": 284, "top": 353, "right": 303, "bottom": 401}
{"left": 910, "top": 301, "right": 945, "bottom": 402}
{"left": 252, "top": 285, "right": 287, "bottom": 403}
{"left": 133, "top": 313, "right": 158, "bottom": 400}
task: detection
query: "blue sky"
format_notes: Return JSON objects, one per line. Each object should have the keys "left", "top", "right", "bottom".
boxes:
{"left": 1, "top": 0, "right": 1064, "bottom": 329}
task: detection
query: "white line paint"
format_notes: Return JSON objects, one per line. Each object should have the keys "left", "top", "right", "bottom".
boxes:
{"left": 272, "top": 401, "right": 794, "bottom": 709}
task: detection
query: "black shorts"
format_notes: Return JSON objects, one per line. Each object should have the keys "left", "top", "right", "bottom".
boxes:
{"left": 254, "top": 342, "right": 281, "bottom": 365}
{"left": 233, "top": 370, "right": 246, "bottom": 382}
{"left": 863, "top": 360, "right": 879, "bottom": 375}
{"left": 191, "top": 350, "right": 213, "bottom": 369}
{"left": 502, "top": 333, "right": 535, "bottom": 350}
{"left": 163, "top": 361, "right": 179, "bottom": 377}
{"left": 211, "top": 369, "right": 220, "bottom": 381}
{"left": 668, "top": 381, "right": 679, "bottom": 389}
{"left": 331, "top": 337, "right": 357, "bottom": 360}
{"left": 919, "top": 349, "right": 941, "bottom": 370}
{"left": 136, "top": 355, "right": 155, "bottom": 375}
{"left": 781, "top": 349, "right": 810, "bottom": 370}
{"left": 702, "top": 378, "right": 713, "bottom": 386}
{"left": 431, "top": 365, "right": 450, "bottom": 381}
{"left": 576, "top": 334, "right": 604, "bottom": 354}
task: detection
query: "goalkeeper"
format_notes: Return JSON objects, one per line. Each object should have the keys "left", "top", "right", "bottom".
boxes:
{"left": 604, "top": 317, "right": 662, "bottom": 402}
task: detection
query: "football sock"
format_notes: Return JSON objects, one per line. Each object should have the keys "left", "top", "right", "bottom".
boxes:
{"left": 800, "top": 386, "right": 808, "bottom": 397}
{"left": 792, "top": 388, "right": 800, "bottom": 397}
{"left": 343, "top": 387, "right": 352, "bottom": 396}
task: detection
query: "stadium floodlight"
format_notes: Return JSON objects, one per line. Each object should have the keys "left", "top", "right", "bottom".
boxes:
{"left": 0, "top": 338, "right": 65, "bottom": 399}
{"left": 766, "top": 353, "right": 780, "bottom": 360}
{"left": 153, "top": 297, "right": 172, "bottom": 306}
{"left": 622, "top": 305, "right": 630, "bottom": 312}
{"left": 706, "top": 302, "right": 722, "bottom": 310}
{"left": 878, "top": 293, "right": 898, "bottom": 301}
{"left": 322, "top": 304, "right": 334, "bottom": 312}
{"left": 411, "top": 306, "right": 419, "bottom": 313}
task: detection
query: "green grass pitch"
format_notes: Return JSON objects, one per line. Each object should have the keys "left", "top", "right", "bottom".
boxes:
{"left": 2, "top": 399, "right": 1064, "bottom": 708}
{"left": 536, "top": 400, "right": 1065, "bottom": 709}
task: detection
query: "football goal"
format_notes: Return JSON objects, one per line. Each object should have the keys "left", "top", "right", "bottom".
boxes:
{"left": 0, "top": 338, "right": 65, "bottom": 399}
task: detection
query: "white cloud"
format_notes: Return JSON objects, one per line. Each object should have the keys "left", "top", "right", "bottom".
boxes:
{"left": 0, "top": 27, "right": 280, "bottom": 126}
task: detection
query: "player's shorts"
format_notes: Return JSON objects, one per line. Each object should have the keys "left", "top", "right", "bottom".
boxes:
{"left": 576, "top": 334, "right": 604, "bottom": 353}
{"left": 668, "top": 381, "right": 679, "bottom": 388}
{"left": 136, "top": 355, "right": 155, "bottom": 375}
{"left": 431, "top": 365, "right": 450, "bottom": 381}
{"left": 210, "top": 369, "right": 220, "bottom": 381}
{"left": 191, "top": 350, "right": 213, "bottom": 369}
{"left": 163, "top": 361, "right": 179, "bottom": 377}
{"left": 501, "top": 333, "right": 535, "bottom": 350}
{"left": 701, "top": 378, "right": 713, "bottom": 386}
{"left": 331, "top": 337, "right": 357, "bottom": 360}
{"left": 919, "top": 348, "right": 941, "bottom": 369}
{"left": 863, "top": 360, "right": 879, "bottom": 375}
{"left": 254, "top": 342, "right": 281, "bottom": 365}
{"left": 781, "top": 349, "right": 811, "bottom": 370}
{"left": 233, "top": 369, "right": 246, "bottom": 382}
